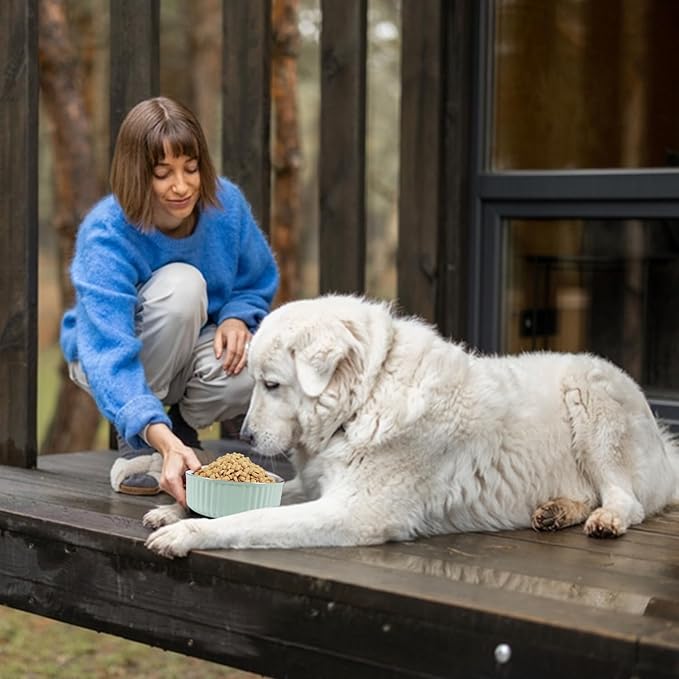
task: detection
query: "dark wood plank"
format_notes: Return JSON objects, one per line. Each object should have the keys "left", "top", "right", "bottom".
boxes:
{"left": 437, "top": 0, "right": 474, "bottom": 337}
{"left": 109, "top": 0, "right": 160, "bottom": 154}
{"left": 398, "top": 0, "right": 443, "bottom": 323}
{"left": 492, "top": 520, "right": 679, "bottom": 565}
{"left": 632, "top": 508, "right": 679, "bottom": 536}
{"left": 308, "top": 534, "right": 679, "bottom": 614}
{"left": 0, "top": 0, "right": 38, "bottom": 468}
{"left": 0, "top": 469, "right": 164, "bottom": 519}
{"left": 221, "top": 0, "right": 272, "bottom": 236}
{"left": 319, "top": 0, "right": 367, "bottom": 294}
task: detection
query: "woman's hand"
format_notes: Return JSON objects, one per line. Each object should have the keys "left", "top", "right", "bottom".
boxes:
{"left": 146, "top": 423, "right": 201, "bottom": 506}
{"left": 214, "top": 317, "right": 251, "bottom": 375}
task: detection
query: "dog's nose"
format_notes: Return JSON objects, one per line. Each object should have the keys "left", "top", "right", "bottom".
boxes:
{"left": 240, "top": 425, "right": 255, "bottom": 446}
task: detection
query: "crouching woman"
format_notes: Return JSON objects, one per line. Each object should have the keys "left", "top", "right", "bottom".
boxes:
{"left": 60, "top": 96, "right": 279, "bottom": 506}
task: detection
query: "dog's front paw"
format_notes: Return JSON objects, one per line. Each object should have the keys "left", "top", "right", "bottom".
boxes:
{"left": 145, "top": 519, "right": 207, "bottom": 558}
{"left": 142, "top": 502, "right": 188, "bottom": 529}
{"left": 584, "top": 508, "right": 624, "bottom": 538}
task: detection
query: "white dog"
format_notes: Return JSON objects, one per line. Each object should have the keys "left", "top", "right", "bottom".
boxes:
{"left": 144, "top": 295, "right": 679, "bottom": 558}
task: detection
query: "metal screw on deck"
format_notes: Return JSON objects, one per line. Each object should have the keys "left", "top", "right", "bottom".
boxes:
{"left": 494, "top": 643, "right": 512, "bottom": 665}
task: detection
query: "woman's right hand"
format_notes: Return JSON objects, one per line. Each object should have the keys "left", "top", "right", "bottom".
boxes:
{"left": 146, "top": 422, "right": 201, "bottom": 506}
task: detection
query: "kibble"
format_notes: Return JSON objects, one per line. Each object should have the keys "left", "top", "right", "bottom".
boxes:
{"left": 195, "top": 452, "right": 274, "bottom": 483}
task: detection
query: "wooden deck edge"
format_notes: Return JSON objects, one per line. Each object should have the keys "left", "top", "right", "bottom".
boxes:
{"left": 2, "top": 499, "right": 678, "bottom": 679}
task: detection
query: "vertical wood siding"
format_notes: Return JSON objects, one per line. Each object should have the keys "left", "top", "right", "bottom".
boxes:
{"left": 109, "top": 0, "right": 160, "bottom": 153}
{"left": 319, "top": 0, "right": 367, "bottom": 295}
{"left": 222, "top": 0, "right": 272, "bottom": 237}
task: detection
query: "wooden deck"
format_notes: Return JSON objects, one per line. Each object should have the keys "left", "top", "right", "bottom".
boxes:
{"left": 1, "top": 447, "right": 679, "bottom": 678}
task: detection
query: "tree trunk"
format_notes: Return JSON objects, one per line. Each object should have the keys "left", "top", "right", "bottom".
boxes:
{"left": 39, "top": 0, "right": 102, "bottom": 453}
{"left": 271, "top": 0, "right": 302, "bottom": 305}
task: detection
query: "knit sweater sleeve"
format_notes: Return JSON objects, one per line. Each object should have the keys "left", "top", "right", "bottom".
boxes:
{"left": 70, "top": 212, "right": 170, "bottom": 448}
{"left": 216, "top": 183, "right": 279, "bottom": 329}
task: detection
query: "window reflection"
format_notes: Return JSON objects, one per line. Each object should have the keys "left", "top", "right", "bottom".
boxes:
{"left": 493, "top": 0, "right": 679, "bottom": 170}
{"left": 503, "top": 219, "right": 679, "bottom": 393}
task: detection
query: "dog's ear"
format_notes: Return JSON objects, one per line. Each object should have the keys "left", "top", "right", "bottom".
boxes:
{"left": 294, "top": 321, "right": 360, "bottom": 397}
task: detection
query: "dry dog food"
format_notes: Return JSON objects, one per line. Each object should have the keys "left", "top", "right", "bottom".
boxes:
{"left": 195, "top": 452, "right": 274, "bottom": 483}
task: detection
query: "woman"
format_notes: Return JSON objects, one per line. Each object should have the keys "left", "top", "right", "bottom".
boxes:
{"left": 60, "top": 96, "right": 279, "bottom": 506}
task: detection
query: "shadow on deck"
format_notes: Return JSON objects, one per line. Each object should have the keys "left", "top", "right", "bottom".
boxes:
{"left": 1, "top": 445, "right": 679, "bottom": 678}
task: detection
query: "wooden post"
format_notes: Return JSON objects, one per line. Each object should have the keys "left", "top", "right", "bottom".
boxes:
{"left": 0, "top": 0, "right": 39, "bottom": 467}
{"left": 437, "top": 0, "right": 474, "bottom": 338}
{"left": 319, "top": 0, "right": 367, "bottom": 295}
{"left": 398, "top": 0, "right": 474, "bottom": 335}
{"left": 398, "top": 0, "right": 444, "bottom": 324}
{"left": 109, "top": 0, "right": 160, "bottom": 155}
{"left": 222, "top": 0, "right": 272, "bottom": 237}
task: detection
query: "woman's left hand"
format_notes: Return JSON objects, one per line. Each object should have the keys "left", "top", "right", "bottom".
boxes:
{"left": 214, "top": 318, "right": 251, "bottom": 375}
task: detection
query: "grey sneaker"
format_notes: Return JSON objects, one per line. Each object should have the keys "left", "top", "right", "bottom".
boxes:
{"left": 110, "top": 434, "right": 162, "bottom": 495}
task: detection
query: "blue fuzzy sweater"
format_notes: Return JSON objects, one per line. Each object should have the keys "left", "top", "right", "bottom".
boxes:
{"left": 60, "top": 178, "right": 279, "bottom": 448}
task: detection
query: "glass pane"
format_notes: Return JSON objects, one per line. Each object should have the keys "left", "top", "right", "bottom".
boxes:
{"left": 492, "top": 0, "right": 679, "bottom": 170}
{"left": 503, "top": 219, "right": 679, "bottom": 395}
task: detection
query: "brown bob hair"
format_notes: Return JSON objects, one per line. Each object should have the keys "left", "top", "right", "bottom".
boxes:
{"left": 110, "top": 96, "right": 220, "bottom": 229}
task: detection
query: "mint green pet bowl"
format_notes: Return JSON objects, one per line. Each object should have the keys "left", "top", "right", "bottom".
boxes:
{"left": 186, "top": 468, "right": 284, "bottom": 518}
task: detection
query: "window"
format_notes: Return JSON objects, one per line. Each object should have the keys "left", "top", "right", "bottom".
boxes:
{"left": 492, "top": 0, "right": 679, "bottom": 170}
{"left": 503, "top": 218, "right": 679, "bottom": 395}
{"left": 468, "top": 0, "right": 679, "bottom": 426}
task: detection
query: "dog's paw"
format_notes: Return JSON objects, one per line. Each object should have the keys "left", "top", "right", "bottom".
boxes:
{"left": 584, "top": 508, "right": 624, "bottom": 538}
{"left": 145, "top": 519, "right": 207, "bottom": 558}
{"left": 142, "top": 502, "right": 188, "bottom": 529}
{"left": 532, "top": 501, "right": 568, "bottom": 531}
{"left": 532, "top": 497, "right": 590, "bottom": 532}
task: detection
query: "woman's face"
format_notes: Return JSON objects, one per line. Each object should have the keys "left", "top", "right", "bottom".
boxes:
{"left": 151, "top": 142, "right": 201, "bottom": 235}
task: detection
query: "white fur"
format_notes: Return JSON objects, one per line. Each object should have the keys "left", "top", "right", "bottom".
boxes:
{"left": 143, "top": 502, "right": 188, "bottom": 527}
{"left": 145, "top": 295, "right": 679, "bottom": 558}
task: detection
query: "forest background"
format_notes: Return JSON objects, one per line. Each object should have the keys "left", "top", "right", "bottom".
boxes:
{"left": 6, "top": 0, "right": 401, "bottom": 676}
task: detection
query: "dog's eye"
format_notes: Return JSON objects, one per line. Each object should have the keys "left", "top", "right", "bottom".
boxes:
{"left": 264, "top": 381, "right": 280, "bottom": 391}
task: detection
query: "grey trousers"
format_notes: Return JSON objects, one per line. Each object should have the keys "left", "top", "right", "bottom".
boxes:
{"left": 69, "top": 262, "right": 254, "bottom": 433}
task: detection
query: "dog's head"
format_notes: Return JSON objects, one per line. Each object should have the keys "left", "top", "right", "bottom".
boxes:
{"left": 241, "top": 296, "right": 385, "bottom": 457}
